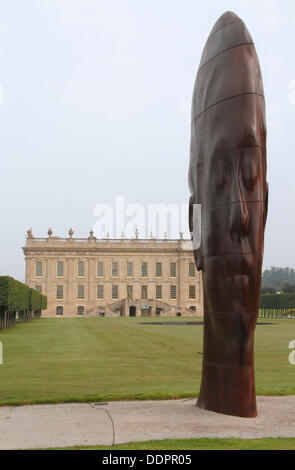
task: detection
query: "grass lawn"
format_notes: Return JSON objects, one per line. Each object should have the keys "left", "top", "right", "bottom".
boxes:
{"left": 0, "top": 316, "right": 294, "bottom": 405}
{"left": 49, "top": 437, "right": 295, "bottom": 450}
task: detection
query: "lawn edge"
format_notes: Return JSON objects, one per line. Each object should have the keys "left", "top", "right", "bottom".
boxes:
{"left": 1, "top": 390, "right": 295, "bottom": 407}
{"left": 29, "top": 436, "right": 295, "bottom": 451}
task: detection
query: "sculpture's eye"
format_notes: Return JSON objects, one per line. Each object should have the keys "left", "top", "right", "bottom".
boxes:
{"left": 241, "top": 157, "right": 260, "bottom": 192}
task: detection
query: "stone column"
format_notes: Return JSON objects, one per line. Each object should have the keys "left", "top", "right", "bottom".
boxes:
{"left": 25, "top": 256, "right": 33, "bottom": 285}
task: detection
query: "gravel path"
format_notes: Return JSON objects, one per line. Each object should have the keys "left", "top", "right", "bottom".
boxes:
{"left": 0, "top": 396, "right": 295, "bottom": 449}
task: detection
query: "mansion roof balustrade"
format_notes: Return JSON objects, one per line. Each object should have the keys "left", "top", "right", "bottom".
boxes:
{"left": 24, "top": 228, "right": 193, "bottom": 253}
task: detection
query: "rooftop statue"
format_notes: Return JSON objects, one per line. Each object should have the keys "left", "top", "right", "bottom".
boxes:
{"left": 26, "top": 228, "right": 34, "bottom": 239}
{"left": 189, "top": 11, "right": 268, "bottom": 417}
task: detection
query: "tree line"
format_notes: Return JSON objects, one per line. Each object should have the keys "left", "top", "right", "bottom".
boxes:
{"left": 262, "top": 267, "right": 295, "bottom": 294}
{"left": 0, "top": 276, "right": 47, "bottom": 331}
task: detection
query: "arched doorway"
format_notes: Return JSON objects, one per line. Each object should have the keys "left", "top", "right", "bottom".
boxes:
{"left": 129, "top": 306, "right": 136, "bottom": 317}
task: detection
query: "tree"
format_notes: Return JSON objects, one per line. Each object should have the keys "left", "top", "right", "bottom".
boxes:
{"left": 261, "top": 285, "right": 276, "bottom": 295}
{"left": 262, "top": 267, "right": 295, "bottom": 286}
{"left": 280, "top": 281, "right": 295, "bottom": 294}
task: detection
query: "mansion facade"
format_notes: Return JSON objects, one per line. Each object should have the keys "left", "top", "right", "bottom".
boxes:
{"left": 23, "top": 229, "right": 203, "bottom": 317}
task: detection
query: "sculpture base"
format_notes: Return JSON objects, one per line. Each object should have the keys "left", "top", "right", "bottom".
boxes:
{"left": 197, "top": 360, "right": 257, "bottom": 418}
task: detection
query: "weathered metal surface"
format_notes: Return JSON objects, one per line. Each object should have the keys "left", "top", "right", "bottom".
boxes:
{"left": 189, "top": 11, "right": 268, "bottom": 417}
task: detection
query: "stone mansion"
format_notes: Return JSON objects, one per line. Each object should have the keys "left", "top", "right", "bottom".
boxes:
{"left": 23, "top": 228, "right": 203, "bottom": 317}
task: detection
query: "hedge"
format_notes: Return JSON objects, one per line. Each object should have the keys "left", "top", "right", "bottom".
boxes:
{"left": 260, "top": 293, "right": 295, "bottom": 318}
{"left": 0, "top": 276, "right": 47, "bottom": 329}
{"left": 260, "top": 293, "right": 295, "bottom": 310}
{"left": 0, "top": 276, "right": 30, "bottom": 312}
{"left": 41, "top": 294, "right": 47, "bottom": 310}
{"left": 30, "top": 288, "right": 41, "bottom": 311}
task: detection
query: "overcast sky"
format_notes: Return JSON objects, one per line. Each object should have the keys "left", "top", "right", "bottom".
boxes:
{"left": 0, "top": 0, "right": 294, "bottom": 282}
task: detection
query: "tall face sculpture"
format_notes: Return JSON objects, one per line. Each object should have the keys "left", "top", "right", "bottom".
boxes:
{"left": 189, "top": 11, "right": 268, "bottom": 417}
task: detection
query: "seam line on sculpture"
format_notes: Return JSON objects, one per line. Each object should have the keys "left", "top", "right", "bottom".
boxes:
{"left": 89, "top": 404, "right": 115, "bottom": 446}
{"left": 208, "top": 18, "right": 242, "bottom": 38}
{"left": 189, "top": 145, "right": 266, "bottom": 169}
{"left": 203, "top": 253, "right": 262, "bottom": 259}
{"left": 208, "top": 200, "right": 266, "bottom": 209}
{"left": 198, "top": 42, "right": 254, "bottom": 72}
{"left": 203, "top": 360, "right": 254, "bottom": 369}
{"left": 192, "top": 92, "right": 265, "bottom": 122}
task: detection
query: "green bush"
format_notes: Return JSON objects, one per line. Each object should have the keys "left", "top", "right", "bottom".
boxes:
{"left": 29, "top": 288, "right": 41, "bottom": 311}
{"left": 29, "top": 288, "right": 48, "bottom": 312}
{"left": 260, "top": 293, "right": 295, "bottom": 310}
{"left": 0, "top": 276, "right": 30, "bottom": 312}
{"left": 0, "top": 276, "right": 47, "bottom": 313}
{"left": 41, "top": 295, "right": 47, "bottom": 310}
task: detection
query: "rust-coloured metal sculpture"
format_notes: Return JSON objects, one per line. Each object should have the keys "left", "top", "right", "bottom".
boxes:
{"left": 189, "top": 11, "right": 268, "bottom": 417}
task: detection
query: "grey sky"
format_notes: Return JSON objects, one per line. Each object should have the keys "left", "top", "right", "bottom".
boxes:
{"left": 0, "top": 0, "right": 294, "bottom": 282}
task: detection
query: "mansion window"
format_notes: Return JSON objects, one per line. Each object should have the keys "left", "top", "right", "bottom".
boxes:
{"left": 127, "top": 261, "right": 133, "bottom": 277}
{"left": 36, "top": 261, "right": 42, "bottom": 277}
{"left": 97, "top": 285, "right": 104, "bottom": 299}
{"left": 97, "top": 261, "right": 103, "bottom": 277}
{"left": 189, "top": 263, "right": 195, "bottom": 277}
{"left": 170, "top": 285, "right": 177, "bottom": 300}
{"left": 127, "top": 285, "right": 133, "bottom": 300}
{"left": 78, "top": 261, "right": 85, "bottom": 277}
{"left": 56, "top": 306, "right": 63, "bottom": 316}
{"left": 156, "top": 262, "right": 162, "bottom": 277}
{"left": 56, "top": 285, "right": 63, "bottom": 300}
{"left": 112, "top": 262, "right": 118, "bottom": 277}
{"left": 112, "top": 285, "right": 118, "bottom": 299}
{"left": 78, "top": 285, "right": 85, "bottom": 299}
{"left": 57, "top": 261, "right": 64, "bottom": 277}
{"left": 141, "top": 262, "right": 148, "bottom": 277}
{"left": 156, "top": 285, "right": 162, "bottom": 299}
{"left": 170, "top": 262, "right": 176, "bottom": 278}
{"left": 141, "top": 285, "right": 147, "bottom": 300}
{"left": 189, "top": 286, "right": 196, "bottom": 300}
{"left": 77, "top": 306, "right": 84, "bottom": 316}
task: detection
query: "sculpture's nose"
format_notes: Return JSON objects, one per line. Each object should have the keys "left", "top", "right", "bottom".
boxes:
{"left": 229, "top": 179, "right": 249, "bottom": 241}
